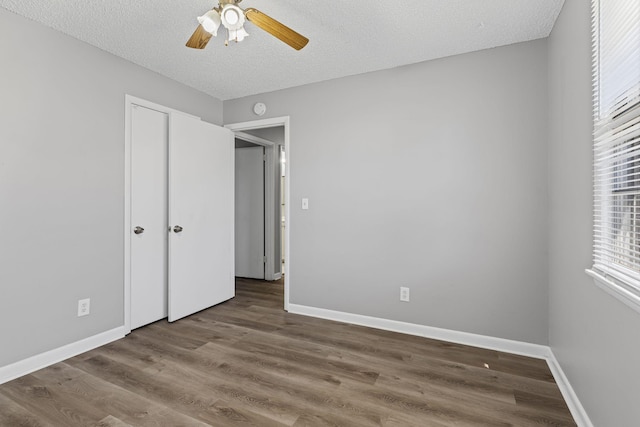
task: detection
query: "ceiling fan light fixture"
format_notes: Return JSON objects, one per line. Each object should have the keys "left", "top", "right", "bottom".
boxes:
{"left": 220, "top": 4, "right": 246, "bottom": 30}
{"left": 228, "top": 27, "right": 249, "bottom": 43}
{"left": 197, "top": 10, "right": 221, "bottom": 36}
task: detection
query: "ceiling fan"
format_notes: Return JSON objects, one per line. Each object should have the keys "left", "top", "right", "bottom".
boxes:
{"left": 186, "top": 0, "right": 309, "bottom": 51}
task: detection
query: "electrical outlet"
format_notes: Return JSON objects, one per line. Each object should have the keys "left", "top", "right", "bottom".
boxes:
{"left": 77, "top": 298, "right": 91, "bottom": 317}
{"left": 400, "top": 287, "right": 410, "bottom": 302}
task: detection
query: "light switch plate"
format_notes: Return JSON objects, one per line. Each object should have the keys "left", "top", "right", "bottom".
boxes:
{"left": 302, "top": 198, "right": 309, "bottom": 210}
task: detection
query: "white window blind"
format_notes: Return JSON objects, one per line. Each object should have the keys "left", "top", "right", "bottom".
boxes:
{"left": 592, "top": 0, "right": 640, "bottom": 301}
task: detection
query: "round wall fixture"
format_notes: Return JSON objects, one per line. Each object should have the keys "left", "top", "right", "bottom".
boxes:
{"left": 253, "top": 102, "right": 267, "bottom": 116}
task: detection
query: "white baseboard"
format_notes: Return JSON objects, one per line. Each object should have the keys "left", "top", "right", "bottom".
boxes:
{"left": 0, "top": 326, "right": 126, "bottom": 385}
{"left": 546, "top": 351, "right": 594, "bottom": 427}
{"left": 288, "top": 303, "right": 593, "bottom": 427}
{"left": 288, "top": 304, "right": 549, "bottom": 358}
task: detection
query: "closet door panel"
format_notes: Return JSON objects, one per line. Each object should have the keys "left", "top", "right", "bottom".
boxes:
{"left": 130, "top": 105, "right": 168, "bottom": 329}
{"left": 168, "top": 114, "right": 234, "bottom": 322}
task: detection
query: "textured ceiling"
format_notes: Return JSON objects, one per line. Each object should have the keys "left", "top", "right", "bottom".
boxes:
{"left": 0, "top": 0, "right": 564, "bottom": 100}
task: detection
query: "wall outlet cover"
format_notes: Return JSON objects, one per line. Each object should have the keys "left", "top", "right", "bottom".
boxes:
{"left": 78, "top": 298, "right": 91, "bottom": 317}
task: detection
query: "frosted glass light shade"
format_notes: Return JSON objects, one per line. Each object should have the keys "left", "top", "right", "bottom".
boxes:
{"left": 197, "top": 10, "right": 221, "bottom": 36}
{"left": 229, "top": 27, "right": 249, "bottom": 42}
{"left": 220, "top": 4, "right": 246, "bottom": 30}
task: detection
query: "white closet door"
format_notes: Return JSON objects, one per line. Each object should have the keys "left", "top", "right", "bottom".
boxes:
{"left": 168, "top": 114, "right": 235, "bottom": 322}
{"left": 130, "top": 105, "right": 168, "bottom": 329}
{"left": 235, "top": 146, "right": 265, "bottom": 279}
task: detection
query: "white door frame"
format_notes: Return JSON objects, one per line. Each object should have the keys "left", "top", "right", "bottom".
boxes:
{"left": 124, "top": 95, "right": 200, "bottom": 334}
{"left": 226, "top": 117, "right": 290, "bottom": 311}
{"left": 234, "top": 132, "right": 278, "bottom": 281}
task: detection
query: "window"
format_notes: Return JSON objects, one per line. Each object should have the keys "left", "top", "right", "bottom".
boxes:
{"left": 590, "top": 0, "right": 640, "bottom": 309}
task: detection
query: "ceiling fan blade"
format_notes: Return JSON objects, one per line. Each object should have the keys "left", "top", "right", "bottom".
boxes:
{"left": 244, "top": 8, "right": 309, "bottom": 50}
{"left": 186, "top": 24, "right": 213, "bottom": 49}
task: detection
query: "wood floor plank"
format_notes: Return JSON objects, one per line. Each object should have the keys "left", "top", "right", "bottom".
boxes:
{"left": 115, "top": 332, "right": 385, "bottom": 425}
{"left": 0, "top": 277, "right": 576, "bottom": 426}
{"left": 200, "top": 316, "right": 533, "bottom": 410}
{"left": 70, "top": 354, "right": 291, "bottom": 426}
{"left": 196, "top": 337, "right": 543, "bottom": 426}
{"left": 249, "top": 310, "right": 564, "bottom": 403}
{"left": 31, "top": 363, "right": 210, "bottom": 427}
{"left": 94, "top": 415, "right": 135, "bottom": 427}
{"left": 0, "top": 392, "right": 54, "bottom": 427}
{"left": 514, "top": 389, "right": 575, "bottom": 421}
{"left": 195, "top": 341, "right": 345, "bottom": 389}
{"left": 370, "top": 373, "right": 574, "bottom": 427}
{"left": 0, "top": 374, "right": 107, "bottom": 426}
{"left": 334, "top": 321, "right": 556, "bottom": 382}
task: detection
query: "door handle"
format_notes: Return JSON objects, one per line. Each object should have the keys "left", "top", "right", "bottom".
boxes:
{"left": 173, "top": 225, "right": 183, "bottom": 233}
{"left": 133, "top": 226, "right": 144, "bottom": 235}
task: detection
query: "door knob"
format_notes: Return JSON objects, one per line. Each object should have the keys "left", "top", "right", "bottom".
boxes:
{"left": 133, "top": 226, "right": 144, "bottom": 235}
{"left": 173, "top": 225, "right": 183, "bottom": 233}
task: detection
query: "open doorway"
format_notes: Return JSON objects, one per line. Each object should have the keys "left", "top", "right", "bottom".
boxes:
{"left": 234, "top": 138, "right": 266, "bottom": 280}
{"left": 226, "top": 117, "right": 290, "bottom": 311}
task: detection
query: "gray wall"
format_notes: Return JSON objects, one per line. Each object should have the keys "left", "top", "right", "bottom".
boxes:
{"left": 225, "top": 40, "right": 550, "bottom": 344}
{"left": 548, "top": 1, "right": 640, "bottom": 425}
{"left": 0, "top": 8, "right": 223, "bottom": 367}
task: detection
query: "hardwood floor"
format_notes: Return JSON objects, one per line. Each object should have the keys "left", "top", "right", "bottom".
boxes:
{"left": 0, "top": 278, "right": 576, "bottom": 426}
